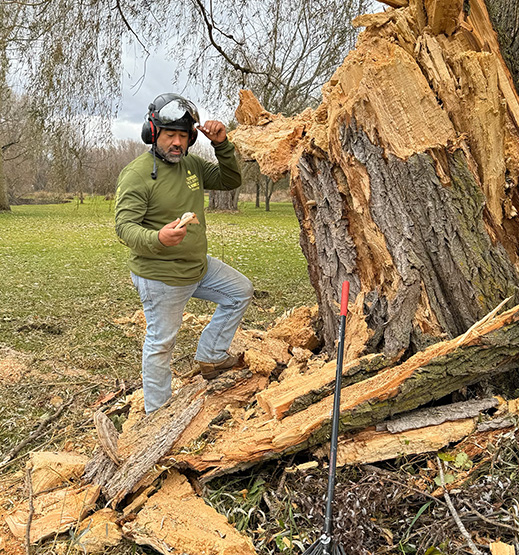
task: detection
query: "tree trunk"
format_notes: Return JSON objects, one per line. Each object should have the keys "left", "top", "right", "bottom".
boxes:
{"left": 208, "top": 189, "right": 240, "bottom": 211}
{"left": 263, "top": 174, "right": 272, "bottom": 211}
{"left": 0, "top": 149, "right": 10, "bottom": 211}
{"left": 231, "top": 0, "right": 519, "bottom": 357}
{"left": 255, "top": 181, "right": 261, "bottom": 208}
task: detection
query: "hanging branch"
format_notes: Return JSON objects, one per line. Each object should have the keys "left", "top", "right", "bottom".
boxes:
{"left": 190, "top": 0, "right": 267, "bottom": 77}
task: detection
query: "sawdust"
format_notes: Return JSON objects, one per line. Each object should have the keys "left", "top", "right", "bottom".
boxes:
{"left": 0, "top": 348, "right": 30, "bottom": 385}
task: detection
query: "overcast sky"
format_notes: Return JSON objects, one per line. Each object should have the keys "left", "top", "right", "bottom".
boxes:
{"left": 111, "top": 45, "right": 214, "bottom": 143}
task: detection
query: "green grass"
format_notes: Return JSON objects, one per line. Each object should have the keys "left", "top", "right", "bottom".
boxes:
{"left": 0, "top": 196, "right": 315, "bottom": 461}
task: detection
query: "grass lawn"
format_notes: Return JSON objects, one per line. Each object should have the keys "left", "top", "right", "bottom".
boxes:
{"left": 0, "top": 197, "right": 315, "bottom": 462}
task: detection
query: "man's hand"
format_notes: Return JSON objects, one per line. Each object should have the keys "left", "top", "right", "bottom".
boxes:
{"left": 197, "top": 120, "right": 227, "bottom": 145}
{"left": 158, "top": 219, "right": 187, "bottom": 246}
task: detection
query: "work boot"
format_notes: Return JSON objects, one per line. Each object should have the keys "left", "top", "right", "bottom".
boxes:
{"left": 197, "top": 354, "right": 239, "bottom": 380}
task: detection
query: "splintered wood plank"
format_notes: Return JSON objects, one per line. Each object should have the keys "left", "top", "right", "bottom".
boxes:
{"left": 123, "top": 470, "right": 256, "bottom": 555}
{"left": 29, "top": 451, "right": 89, "bottom": 494}
{"left": 5, "top": 485, "right": 100, "bottom": 544}
{"left": 315, "top": 419, "right": 477, "bottom": 466}
{"left": 256, "top": 353, "right": 387, "bottom": 419}
{"left": 171, "top": 306, "right": 519, "bottom": 479}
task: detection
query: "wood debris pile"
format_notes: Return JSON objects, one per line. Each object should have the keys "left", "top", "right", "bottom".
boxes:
{"left": 3, "top": 300, "right": 519, "bottom": 553}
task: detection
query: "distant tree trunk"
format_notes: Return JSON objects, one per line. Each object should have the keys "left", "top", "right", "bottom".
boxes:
{"left": 263, "top": 175, "right": 272, "bottom": 212}
{"left": 208, "top": 189, "right": 240, "bottom": 211}
{"left": 0, "top": 150, "right": 10, "bottom": 212}
{"left": 255, "top": 182, "right": 261, "bottom": 208}
{"left": 232, "top": 0, "right": 519, "bottom": 357}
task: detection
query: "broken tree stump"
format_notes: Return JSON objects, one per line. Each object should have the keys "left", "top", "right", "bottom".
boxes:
{"left": 169, "top": 305, "right": 519, "bottom": 480}
{"left": 230, "top": 0, "right": 519, "bottom": 359}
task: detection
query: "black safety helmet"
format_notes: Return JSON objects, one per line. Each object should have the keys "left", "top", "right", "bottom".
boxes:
{"left": 141, "top": 93, "right": 200, "bottom": 146}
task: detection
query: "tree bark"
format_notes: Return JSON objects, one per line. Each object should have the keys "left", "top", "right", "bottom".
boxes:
{"left": 230, "top": 0, "right": 519, "bottom": 357}
{"left": 484, "top": 0, "right": 519, "bottom": 94}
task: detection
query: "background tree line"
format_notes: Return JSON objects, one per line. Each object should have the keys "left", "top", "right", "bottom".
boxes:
{"left": 0, "top": 92, "right": 289, "bottom": 206}
{"left": 0, "top": 0, "right": 369, "bottom": 211}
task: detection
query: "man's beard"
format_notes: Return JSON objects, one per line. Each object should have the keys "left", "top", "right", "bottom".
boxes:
{"left": 156, "top": 144, "right": 185, "bottom": 164}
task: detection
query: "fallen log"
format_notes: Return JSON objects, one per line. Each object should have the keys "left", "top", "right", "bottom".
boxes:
{"left": 169, "top": 305, "right": 519, "bottom": 480}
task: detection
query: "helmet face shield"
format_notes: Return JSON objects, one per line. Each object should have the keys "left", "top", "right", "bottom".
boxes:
{"left": 142, "top": 93, "right": 200, "bottom": 150}
{"left": 157, "top": 97, "right": 200, "bottom": 128}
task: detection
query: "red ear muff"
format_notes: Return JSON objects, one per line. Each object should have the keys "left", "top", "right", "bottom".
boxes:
{"left": 141, "top": 118, "right": 161, "bottom": 145}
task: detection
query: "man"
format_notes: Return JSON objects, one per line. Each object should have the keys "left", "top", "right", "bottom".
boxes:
{"left": 115, "top": 93, "right": 253, "bottom": 414}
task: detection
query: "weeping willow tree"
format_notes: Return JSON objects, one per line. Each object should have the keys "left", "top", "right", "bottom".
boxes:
{"left": 0, "top": 0, "right": 370, "bottom": 212}
{"left": 0, "top": 0, "right": 144, "bottom": 211}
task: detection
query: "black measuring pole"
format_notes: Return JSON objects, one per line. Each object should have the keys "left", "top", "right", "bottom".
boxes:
{"left": 322, "top": 281, "right": 349, "bottom": 555}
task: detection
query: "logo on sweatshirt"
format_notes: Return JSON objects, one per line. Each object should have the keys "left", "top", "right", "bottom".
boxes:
{"left": 186, "top": 170, "right": 200, "bottom": 191}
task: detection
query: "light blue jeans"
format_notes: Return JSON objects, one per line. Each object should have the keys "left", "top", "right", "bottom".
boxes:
{"left": 131, "top": 256, "right": 254, "bottom": 413}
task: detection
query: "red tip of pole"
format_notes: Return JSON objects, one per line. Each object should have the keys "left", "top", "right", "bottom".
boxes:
{"left": 340, "top": 281, "right": 350, "bottom": 316}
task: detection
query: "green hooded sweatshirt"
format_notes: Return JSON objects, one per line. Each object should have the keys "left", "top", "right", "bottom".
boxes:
{"left": 115, "top": 138, "right": 241, "bottom": 286}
